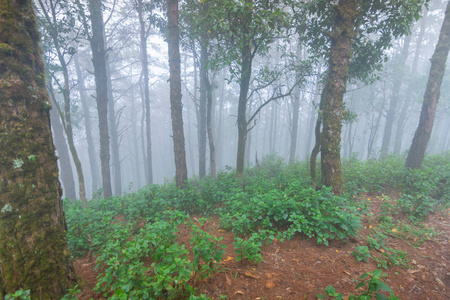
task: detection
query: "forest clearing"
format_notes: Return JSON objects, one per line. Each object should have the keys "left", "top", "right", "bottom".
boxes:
{"left": 66, "top": 154, "right": 450, "bottom": 299}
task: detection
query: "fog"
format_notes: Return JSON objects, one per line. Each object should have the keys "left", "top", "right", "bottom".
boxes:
{"left": 36, "top": 0, "right": 450, "bottom": 199}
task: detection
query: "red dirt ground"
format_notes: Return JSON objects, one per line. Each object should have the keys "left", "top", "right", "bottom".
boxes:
{"left": 73, "top": 195, "right": 449, "bottom": 299}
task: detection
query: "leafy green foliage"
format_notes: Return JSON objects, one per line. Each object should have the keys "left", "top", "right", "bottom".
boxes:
{"left": 63, "top": 153, "right": 449, "bottom": 298}
{"left": 4, "top": 289, "right": 30, "bottom": 300}
{"left": 352, "top": 245, "right": 371, "bottom": 262}
{"left": 317, "top": 270, "right": 399, "bottom": 300}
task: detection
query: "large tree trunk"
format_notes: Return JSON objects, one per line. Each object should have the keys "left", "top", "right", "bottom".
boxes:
{"left": 380, "top": 36, "right": 411, "bottom": 156}
{"left": 406, "top": 1, "right": 450, "bottom": 169}
{"left": 137, "top": 0, "right": 153, "bottom": 185}
{"left": 74, "top": 54, "right": 101, "bottom": 193}
{"left": 198, "top": 34, "right": 208, "bottom": 179}
{"left": 88, "top": 0, "right": 112, "bottom": 198}
{"left": 0, "top": 0, "right": 76, "bottom": 297}
{"left": 167, "top": 0, "right": 188, "bottom": 187}
{"left": 320, "top": 0, "right": 357, "bottom": 196}
{"left": 49, "top": 98, "right": 77, "bottom": 201}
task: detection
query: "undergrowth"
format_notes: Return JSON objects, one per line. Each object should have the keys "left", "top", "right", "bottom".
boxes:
{"left": 64, "top": 152, "right": 450, "bottom": 299}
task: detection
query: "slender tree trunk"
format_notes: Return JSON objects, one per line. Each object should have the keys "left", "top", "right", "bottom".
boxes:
{"left": 236, "top": 0, "right": 253, "bottom": 176}
{"left": 380, "top": 36, "right": 411, "bottom": 156}
{"left": 130, "top": 85, "right": 142, "bottom": 188}
{"left": 289, "top": 67, "right": 301, "bottom": 164}
{"left": 0, "top": 1, "right": 76, "bottom": 296}
{"left": 74, "top": 54, "right": 101, "bottom": 193}
{"left": 38, "top": 0, "right": 87, "bottom": 205}
{"left": 105, "top": 55, "right": 122, "bottom": 196}
{"left": 139, "top": 76, "right": 149, "bottom": 181}
{"left": 310, "top": 95, "right": 324, "bottom": 188}
{"left": 216, "top": 71, "right": 225, "bottom": 170}
{"left": 137, "top": 0, "right": 153, "bottom": 185}
{"left": 198, "top": 34, "right": 208, "bottom": 178}
{"left": 320, "top": 0, "right": 357, "bottom": 195}
{"left": 406, "top": 1, "right": 450, "bottom": 169}
{"left": 49, "top": 97, "right": 77, "bottom": 201}
{"left": 394, "top": 11, "right": 427, "bottom": 154}
{"left": 167, "top": 0, "right": 188, "bottom": 187}
{"left": 87, "top": 0, "right": 112, "bottom": 198}
{"left": 48, "top": 82, "right": 87, "bottom": 207}
{"left": 206, "top": 75, "right": 216, "bottom": 177}
{"left": 305, "top": 69, "right": 321, "bottom": 160}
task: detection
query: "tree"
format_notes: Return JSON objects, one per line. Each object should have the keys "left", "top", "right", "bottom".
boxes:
{"left": 0, "top": 0, "right": 75, "bottom": 297}
{"left": 299, "top": 0, "right": 428, "bottom": 195}
{"left": 76, "top": 0, "right": 113, "bottom": 198}
{"left": 136, "top": 0, "right": 154, "bottom": 184}
{"left": 406, "top": 0, "right": 450, "bottom": 169}
{"left": 36, "top": 0, "right": 88, "bottom": 206}
{"left": 319, "top": 0, "right": 358, "bottom": 195}
{"left": 167, "top": 0, "right": 188, "bottom": 187}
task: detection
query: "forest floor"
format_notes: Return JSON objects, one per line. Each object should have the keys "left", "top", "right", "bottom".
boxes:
{"left": 73, "top": 193, "right": 449, "bottom": 300}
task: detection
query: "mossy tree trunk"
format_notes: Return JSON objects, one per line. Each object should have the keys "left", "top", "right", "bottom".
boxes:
{"left": 320, "top": 0, "right": 357, "bottom": 196}
{"left": 0, "top": 0, "right": 76, "bottom": 297}
{"left": 406, "top": 0, "right": 450, "bottom": 169}
{"left": 167, "top": 0, "right": 188, "bottom": 187}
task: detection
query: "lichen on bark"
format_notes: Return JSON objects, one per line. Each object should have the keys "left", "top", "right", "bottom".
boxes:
{"left": 0, "top": 0, "right": 76, "bottom": 298}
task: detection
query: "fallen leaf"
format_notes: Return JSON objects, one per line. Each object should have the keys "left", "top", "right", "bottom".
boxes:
{"left": 336, "top": 249, "right": 339, "bottom": 253}
{"left": 234, "top": 290, "right": 244, "bottom": 296}
{"left": 369, "top": 225, "right": 372, "bottom": 229}
{"left": 245, "top": 271, "right": 259, "bottom": 279}
{"left": 224, "top": 256, "right": 233, "bottom": 262}
{"left": 226, "top": 274, "right": 232, "bottom": 286}
{"left": 275, "top": 247, "right": 280, "bottom": 254}
{"left": 218, "top": 229, "right": 225, "bottom": 232}
{"left": 435, "top": 277, "right": 445, "bottom": 288}
{"left": 293, "top": 258, "right": 301, "bottom": 263}
{"left": 265, "top": 280, "right": 275, "bottom": 289}
{"left": 391, "top": 228, "right": 399, "bottom": 233}
{"left": 408, "top": 269, "right": 419, "bottom": 274}
{"left": 344, "top": 271, "right": 351, "bottom": 275}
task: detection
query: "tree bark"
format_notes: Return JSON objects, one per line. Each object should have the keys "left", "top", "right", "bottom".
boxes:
{"left": 0, "top": 0, "right": 76, "bottom": 296}
{"left": 49, "top": 97, "right": 77, "bottom": 201}
{"left": 320, "top": 0, "right": 357, "bottom": 196}
{"left": 87, "top": 0, "right": 112, "bottom": 198}
{"left": 137, "top": 0, "right": 153, "bottom": 185}
{"left": 167, "top": 0, "right": 188, "bottom": 187}
{"left": 406, "top": 1, "right": 450, "bottom": 169}
{"left": 74, "top": 54, "right": 101, "bottom": 193}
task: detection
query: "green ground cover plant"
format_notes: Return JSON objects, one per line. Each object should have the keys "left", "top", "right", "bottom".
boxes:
{"left": 63, "top": 153, "right": 450, "bottom": 299}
